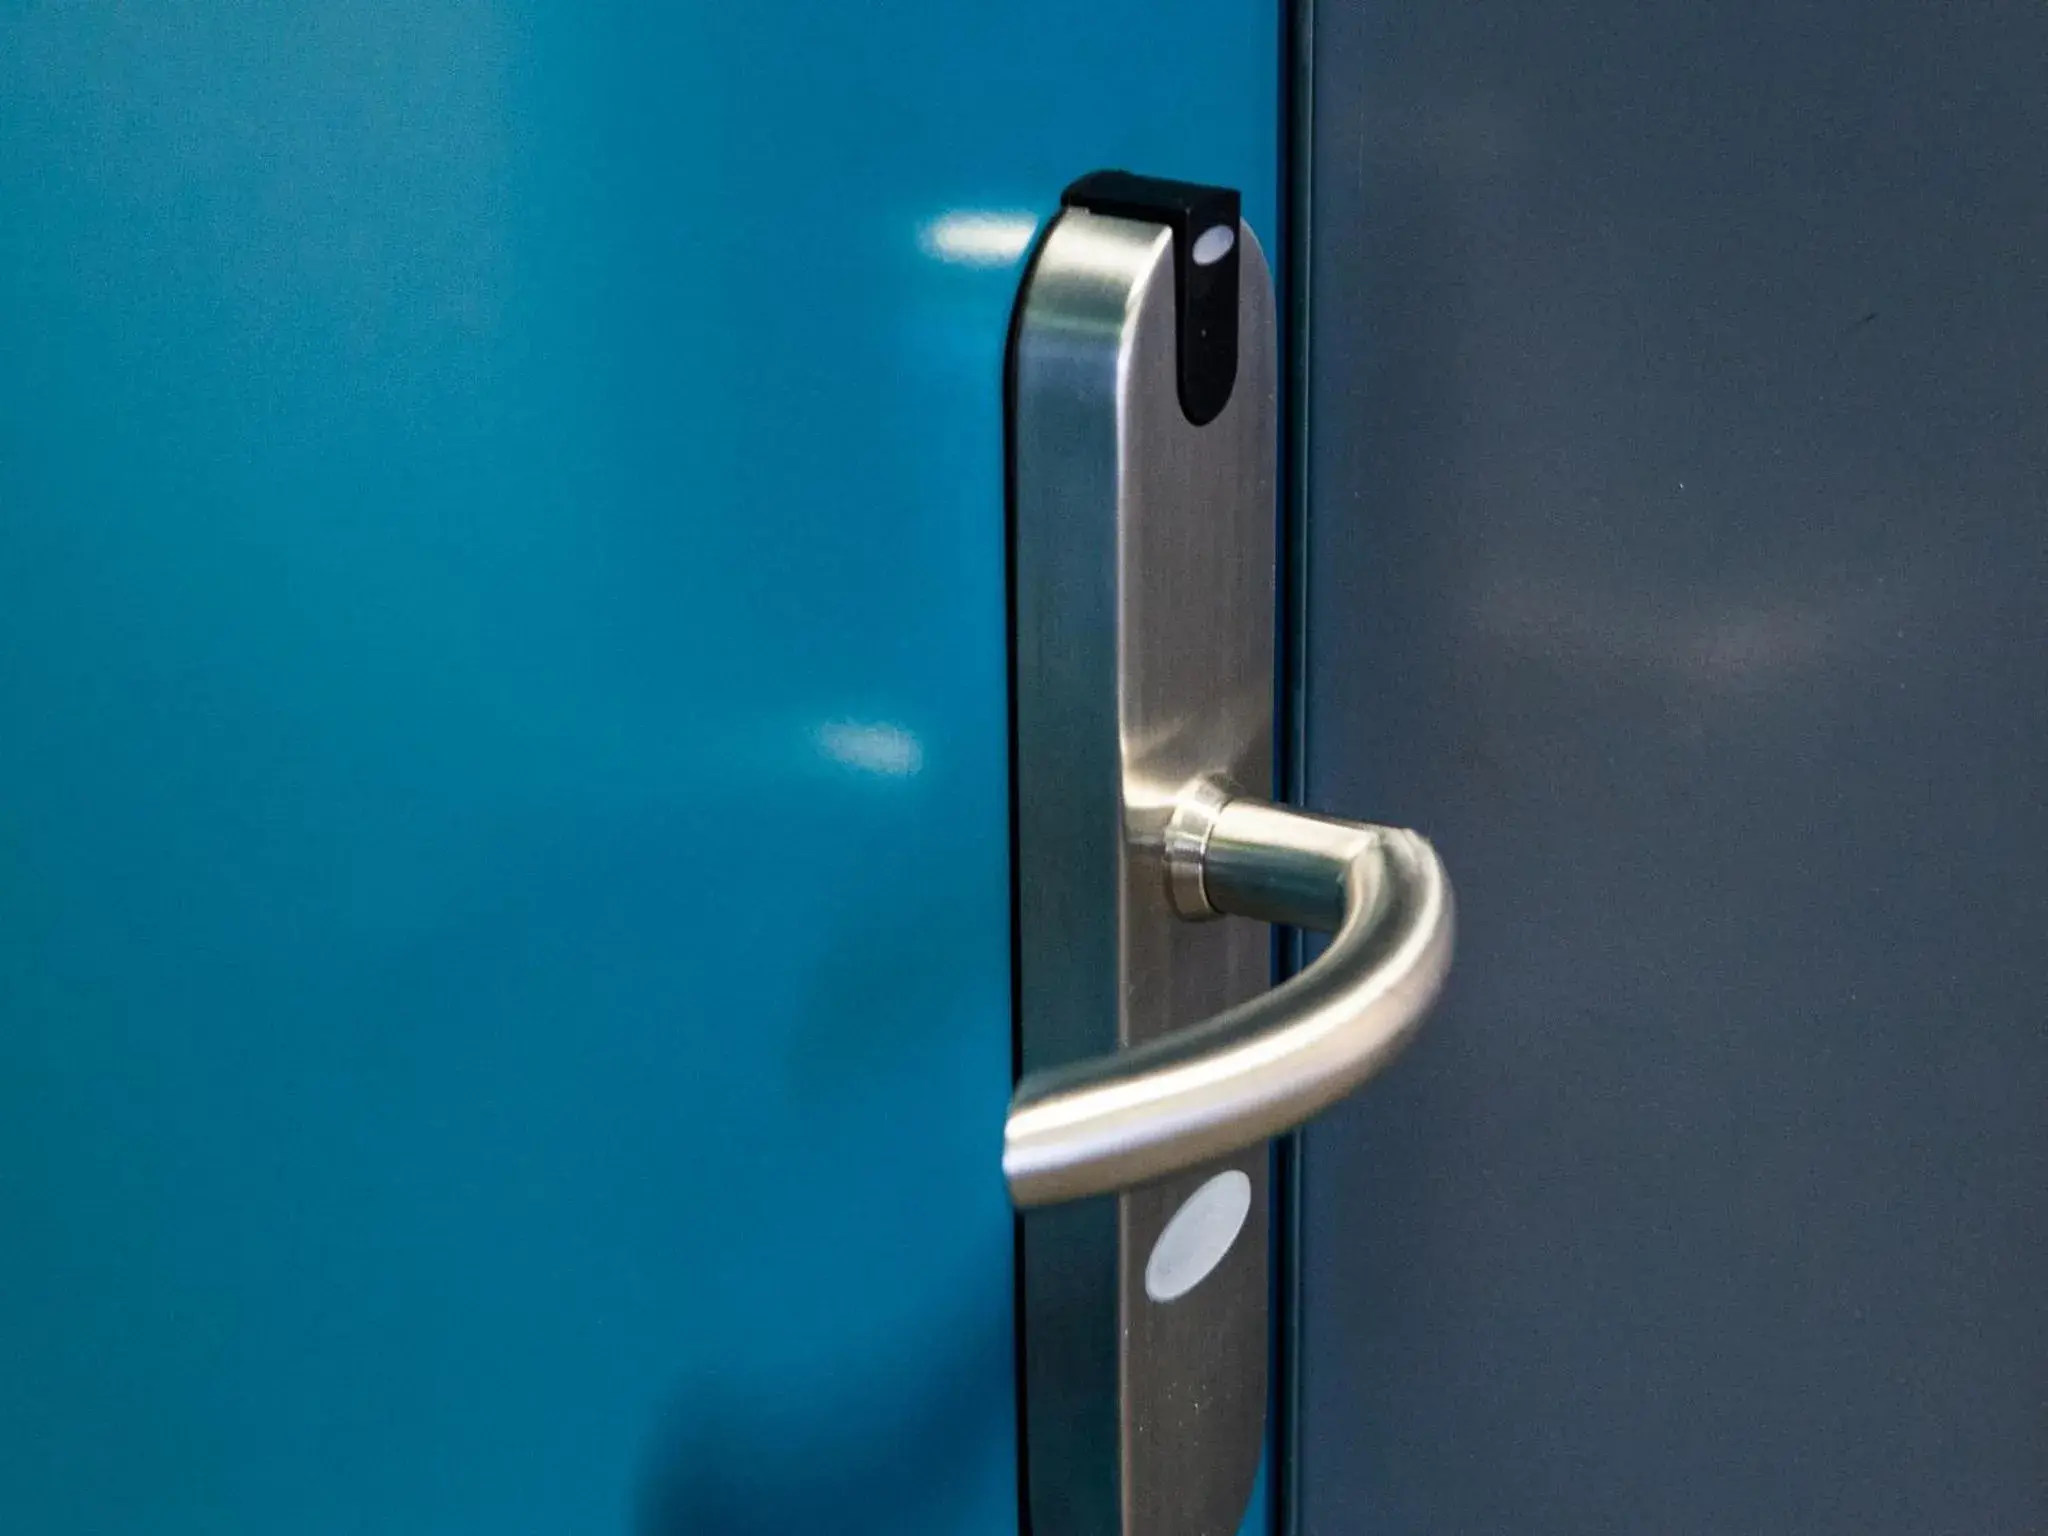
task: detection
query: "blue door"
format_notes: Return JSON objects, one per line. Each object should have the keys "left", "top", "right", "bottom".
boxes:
{"left": 0, "top": 6, "right": 1276, "bottom": 1532}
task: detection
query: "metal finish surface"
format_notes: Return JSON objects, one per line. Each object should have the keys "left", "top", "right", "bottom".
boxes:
{"left": 1006, "top": 788, "right": 1454, "bottom": 1207}
{"left": 0, "top": 5, "right": 1281, "bottom": 1535}
{"left": 1010, "top": 209, "right": 1276, "bottom": 1536}
{"left": 1294, "top": 2, "right": 2048, "bottom": 1532}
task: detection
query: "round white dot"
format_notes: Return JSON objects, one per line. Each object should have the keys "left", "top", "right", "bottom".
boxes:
{"left": 1144, "top": 1169, "right": 1253, "bottom": 1303}
{"left": 1191, "top": 223, "right": 1236, "bottom": 267}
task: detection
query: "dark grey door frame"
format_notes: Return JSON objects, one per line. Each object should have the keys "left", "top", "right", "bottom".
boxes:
{"left": 1285, "top": 1, "right": 2048, "bottom": 1530}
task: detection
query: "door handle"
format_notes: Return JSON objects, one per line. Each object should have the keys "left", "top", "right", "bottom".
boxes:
{"left": 1004, "top": 781, "right": 1454, "bottom": 1207}
{"left": 1006, "top": 172, "right": 1456, "bottom": 1536}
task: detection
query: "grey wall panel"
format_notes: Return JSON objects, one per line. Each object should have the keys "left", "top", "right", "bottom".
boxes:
{"left": 1297, "top": 3, "right": 2048, "bottom": 1531}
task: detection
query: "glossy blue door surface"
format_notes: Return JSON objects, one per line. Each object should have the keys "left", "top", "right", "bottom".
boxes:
{"left": 0, "top": 5, "right": 1274, "bottom": 1532}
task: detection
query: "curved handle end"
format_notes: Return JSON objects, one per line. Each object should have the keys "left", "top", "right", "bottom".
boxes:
{"left": 1005, "top": 792, "right": 1454, "bottom": 1206}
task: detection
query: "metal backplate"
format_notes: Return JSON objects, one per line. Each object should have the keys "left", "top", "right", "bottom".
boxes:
{"left": 1009, "top": 209, "right": 1277, "bottom": 1534}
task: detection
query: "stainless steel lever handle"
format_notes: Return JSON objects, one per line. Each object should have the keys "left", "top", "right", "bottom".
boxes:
{"left": 1004, "top": 782, "right": 1455, "bottom": 1207}
{"left": 1008, "top": 186, "right": 1458, "bottom": 1536}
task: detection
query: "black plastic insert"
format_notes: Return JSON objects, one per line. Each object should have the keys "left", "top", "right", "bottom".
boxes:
{"left": 1062, "top": 170, "right": 1242, "bottom": 427}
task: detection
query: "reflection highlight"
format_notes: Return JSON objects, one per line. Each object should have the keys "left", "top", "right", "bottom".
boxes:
{"left": 918, "top": 211, "right": 1037, "bottom": 267}
{"left": 817, "top": 721, "right": 924, "bottom": 777}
